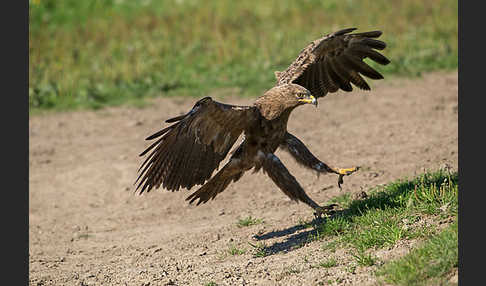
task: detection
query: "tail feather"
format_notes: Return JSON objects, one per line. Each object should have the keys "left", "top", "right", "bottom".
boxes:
{"left": 186, "top": 167, "right": 243, "bottom": 206}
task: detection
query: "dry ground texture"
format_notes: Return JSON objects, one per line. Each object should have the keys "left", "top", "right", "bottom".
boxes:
{"left": 29, "top": 71, "right": 458, "bottom": 285}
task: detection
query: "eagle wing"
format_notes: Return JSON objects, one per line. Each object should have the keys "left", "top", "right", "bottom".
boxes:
{"left": 275, "top": 28, "right": 390, "bottom": 98}
{"left": 135, "top": 97, "right": 257, "bottom": 194}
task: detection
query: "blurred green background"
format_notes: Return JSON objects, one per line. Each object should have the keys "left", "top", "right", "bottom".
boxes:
{"left": 29, "top": 0, "right": 457, "bottom": 112}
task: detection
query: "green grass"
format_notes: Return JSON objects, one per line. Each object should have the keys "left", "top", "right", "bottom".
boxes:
{"left": 297, "top": 169, "right": 457, "bottom": 285}
{"left": 29, "top": 0, "right": 457, "bottom": 112}
{"left": 321, "top": 240, "right": 339, "bottom": 253}
{"left": 317, "top": 258, "right": 338, "bottom": 268}
{"left": 377, "top": 222, "right": 458, "bottom": 286}
{"left": 227, "top": 244, "right": 246, "bottom": 255}
{"left": 248, "top": 241, "right": 269, "bottom": 258}
{"left": 308, "top": 170, "right": 457, "bottom": 252}
{"left": 236, "top": 216, "right": 264, "bottom": 228}
{"left": 352, "top": 251, "right": 377, "bottom": 267}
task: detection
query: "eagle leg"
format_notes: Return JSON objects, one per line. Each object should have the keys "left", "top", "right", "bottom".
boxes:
{"left": 261, "top": 152, "right": 336, "bottom": 215}
{"left": 314, "top": 204, "right": 338, "bottom": 218}
{"left": 281, "top": 132, "right": 360, "bottom": 189}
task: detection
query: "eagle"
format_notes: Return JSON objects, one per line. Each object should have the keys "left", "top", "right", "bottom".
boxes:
{"left": 135, "top": 28, "right": 390, "bottom": 217}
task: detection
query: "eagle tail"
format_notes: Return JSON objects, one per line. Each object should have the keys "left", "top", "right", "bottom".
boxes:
{"left": 186, "top": 165, "right": 244, "bottom": 206}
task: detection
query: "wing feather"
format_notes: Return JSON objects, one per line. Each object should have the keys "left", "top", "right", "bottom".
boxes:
{"left": 349, "top": 45, "right": 390, "bottom": 65}
{"left": 319, "top": 61, "right": 339, "bottom": 93}
{"left": 329, "top": 57, "right": 353, "bottom": 92}
{"left": 327, "top": 57, "right": 352, "bottom": 92}
{"left": 351, "top": 30, "right": 382, "bottom": 38}
{"left": 275, "top": 28, "right": 390, "bottom": 98}
{"left": 348, "top": 70, "right": 371, "bottom": 90}
{"left": 135, "top": 97, "right": 257, "bottom": 194}
{"left": 342, "top": 53, "right": 384, "bottom": 80}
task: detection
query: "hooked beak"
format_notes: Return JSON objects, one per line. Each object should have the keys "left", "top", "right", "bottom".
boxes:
{"left": 298, "top": 95, "right": 318, "bottom": 107}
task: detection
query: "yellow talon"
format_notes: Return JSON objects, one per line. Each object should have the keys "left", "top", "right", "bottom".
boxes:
{"left": 336, "top": 166, "right": 360, "bottom": 189}
{"left": 337, "top": 166, "right": 360, "bottom": 175}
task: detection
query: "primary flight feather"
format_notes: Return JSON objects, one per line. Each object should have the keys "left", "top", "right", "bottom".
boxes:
{"left": 135, "top": 28, "right": 390, "bottom": 216}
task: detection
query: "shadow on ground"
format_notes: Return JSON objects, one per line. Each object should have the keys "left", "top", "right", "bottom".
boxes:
{"left": 253, "top": 171, "right": 456, "bottom": 256}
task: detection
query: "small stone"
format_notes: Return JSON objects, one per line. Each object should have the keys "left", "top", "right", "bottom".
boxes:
{"left": 130, "top": 120, "right": 144, "bottom": 127}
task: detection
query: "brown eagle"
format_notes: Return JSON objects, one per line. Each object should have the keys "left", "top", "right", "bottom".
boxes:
{"left": 135, "top": 28, "right": 390, "bottom": 216}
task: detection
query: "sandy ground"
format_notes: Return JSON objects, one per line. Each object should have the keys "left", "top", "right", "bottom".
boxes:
{"left": 29, "top": 71, "right": 458, "bottom": 286}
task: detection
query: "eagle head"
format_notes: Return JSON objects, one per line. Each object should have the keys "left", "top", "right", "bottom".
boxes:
{"left": 255, "top": 84, "right": 317, "bottom": 120}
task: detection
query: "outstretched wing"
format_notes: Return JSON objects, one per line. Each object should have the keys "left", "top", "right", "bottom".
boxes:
{"left": 275, "top": 28, "right": 390, "bottom": 98}
{"left": 135, "top": 97, "right": 257, "bottom": 194}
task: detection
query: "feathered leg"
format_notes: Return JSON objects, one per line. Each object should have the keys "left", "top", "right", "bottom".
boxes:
{"left": 280, "top": 132, "right": 359, "bottom": 188}
{"left": 261, "top": 152, "right": 337, "bottom": 217}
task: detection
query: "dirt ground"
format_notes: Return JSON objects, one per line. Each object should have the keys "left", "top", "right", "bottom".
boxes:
{"left": 29, "top": 71, "right": 458, "bottom": 286}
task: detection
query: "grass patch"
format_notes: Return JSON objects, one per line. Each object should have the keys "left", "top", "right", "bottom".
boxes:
{"left": 317, "top": 258, "right": 338, "bottom": 268}
{"left": 248, "top": 241, "right": 268, "bottom": 258}
{"left": 318, "top": 215, "right": 352, "bottom": 237}
{"left": 307, "top": 169, "right": 457, "bottom": 252}
{"left": 30, "top": 0, "right": 457, "bottom": 112}
{"left": 237, "top": 216, "right": 263, "bottom": 227}
{"left": 298, "top": 169, "right": 457, "bottom": 284}
{"left": 352, "top": 251, "right": 377, "bottom": 267}
{"left": 327, "top": 193, "right": 352, "bottom": 207}
{"left": 321, "top": 240, "right": 340, "bottom": 253}
{"left": 342, "top": 208, "right": 415, "bottom": 251}
{"left": 227, "top": 244, "right": 246, "bottom": 255}
{"left": 377, "top": 221, "right": 458, "bottom": 286}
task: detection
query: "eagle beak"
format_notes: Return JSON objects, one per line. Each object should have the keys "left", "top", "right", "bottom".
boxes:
{"left": 299, "top": 95, "right": 318, "bottom": 107}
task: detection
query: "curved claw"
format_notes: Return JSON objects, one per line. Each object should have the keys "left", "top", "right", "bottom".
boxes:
{"left": 313, "top": 204, "right": 338, "bottom": 218}
{"left": 338, "top": 174, "right": 344, "bottom": 189}
{"left": 337, "top": 166, "right": 360, "bottom": 189}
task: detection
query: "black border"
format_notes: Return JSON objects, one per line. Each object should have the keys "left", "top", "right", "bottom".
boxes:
{"left": 3, "top": 0, "right": 29, "bottom": 284}
{"left": 458, "top": 1, "right": 482, "bottom": 285}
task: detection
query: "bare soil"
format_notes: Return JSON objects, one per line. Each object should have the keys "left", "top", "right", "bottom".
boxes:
{"left": 29, "top": 71, "right": 458, "bottom": 286}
